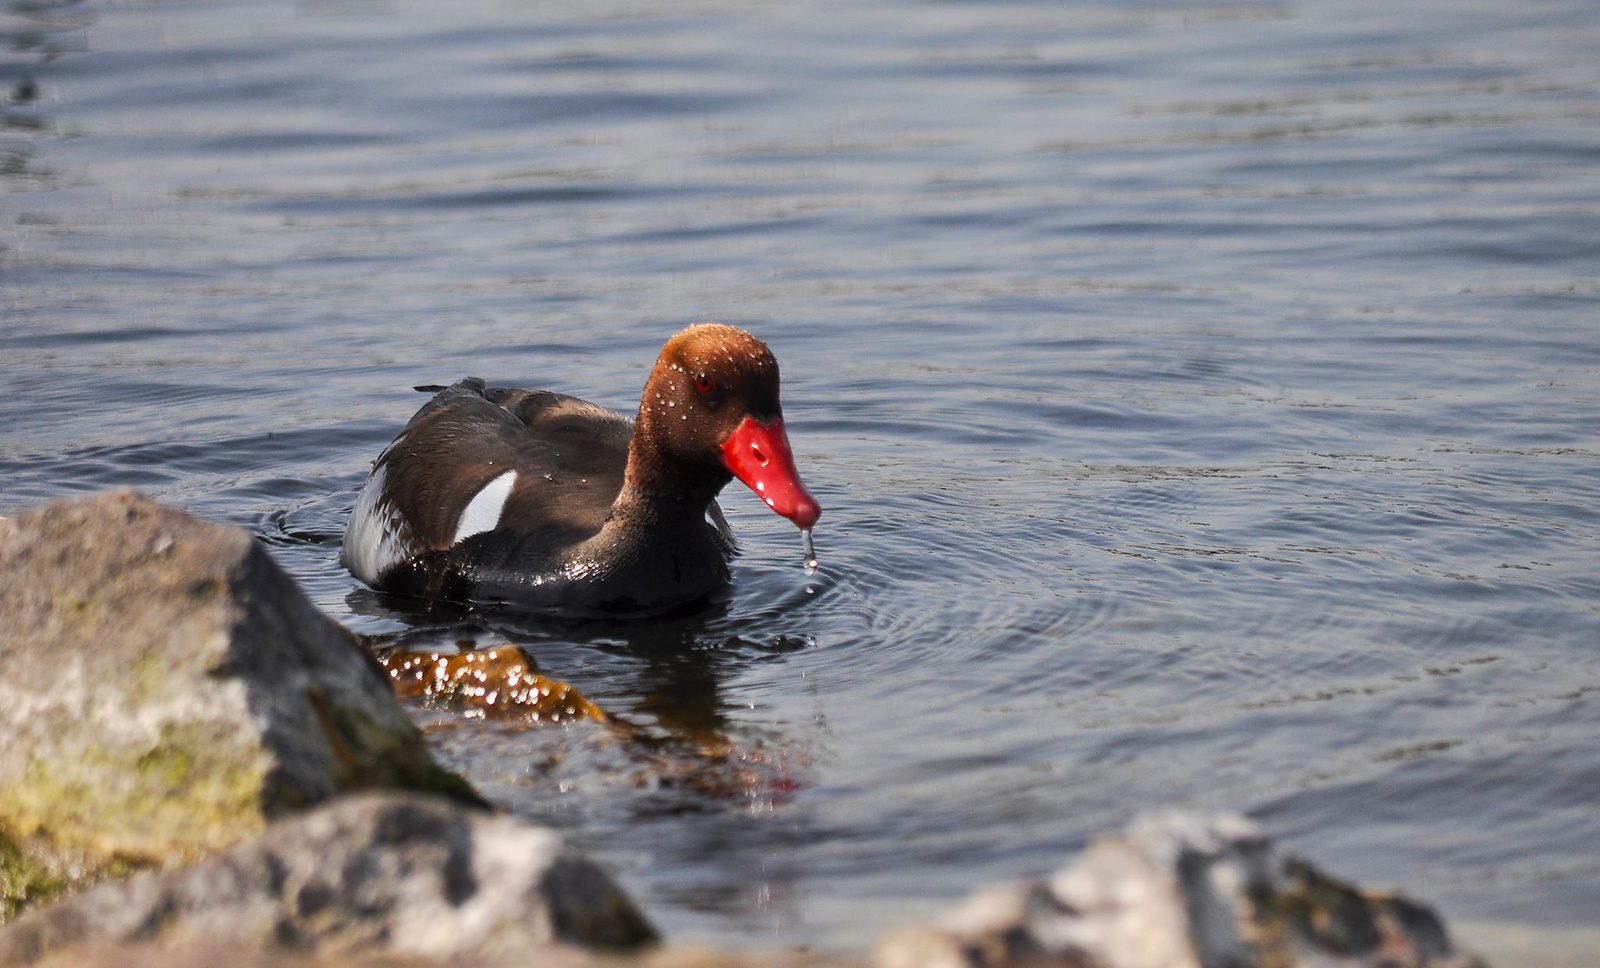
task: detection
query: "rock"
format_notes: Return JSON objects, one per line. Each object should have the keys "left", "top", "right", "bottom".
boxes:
{"left": 0, "top": 492, "right": 478, "bottom": 917}
{"left": 26, "top": 939, "right": 857, "bottom": 968}
{"left": 380, "top": 646, "right": 606, "bottom": 726}
{"left": 874, "top": 810, "right": 1486, "bottom": 968}
{"left": 0, "top": 792, "right": 656, "bottom": 965}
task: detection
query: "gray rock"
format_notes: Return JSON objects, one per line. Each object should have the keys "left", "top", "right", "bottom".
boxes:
{"left": 0, "top": 492, "right": 478, "bottom": 916}
{"left": 0, "top": 792, "right": 656, "bottom": 965}
{"left": 875, "top": 810, "right": 1486, "bottom": 968}
{"left": 26, "top": 940, "right": 861, "bottom": 968}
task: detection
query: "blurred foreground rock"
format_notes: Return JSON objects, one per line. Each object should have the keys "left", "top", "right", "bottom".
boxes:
{"left": 876, "top": 810, "right": 1484, "bottom": 968}
{"left": 0, "top": 804, "right": 1486, "bottom": 968}
{"left": 0, "top": 793, "right": 655, "bottom": 965}
{"left": 27, "top": 940, "right": 853, "bottom": 968}
{"left": 0, "top": 492, "right": 477, "bottom": 916}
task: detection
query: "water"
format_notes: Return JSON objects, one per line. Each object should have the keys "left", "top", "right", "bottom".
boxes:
{"left": 4, "top": 0, "right": 1599, "bottom": 959}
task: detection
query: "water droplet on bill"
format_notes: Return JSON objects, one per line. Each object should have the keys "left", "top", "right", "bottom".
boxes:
{"left": 801, "top": 528, "right": 818, "bottom": 575}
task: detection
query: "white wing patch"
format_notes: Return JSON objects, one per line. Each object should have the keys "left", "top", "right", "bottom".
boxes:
{"left": 452, "top": 470, "right": 517, "bottom": 545}
{"left": 342, "top": 464, "right": 414, "bottom": 584}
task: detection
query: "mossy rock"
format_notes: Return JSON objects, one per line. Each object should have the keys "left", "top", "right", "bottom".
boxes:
{"left": 0, "top": 794, "right": 657, "bottom": 965}
{"left": 0, "top": 492, "right": 479, "bottom": 919}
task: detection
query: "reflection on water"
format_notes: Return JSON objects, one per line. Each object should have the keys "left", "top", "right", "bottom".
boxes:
{"left": 356, "top": 599, "right": 824, "bottom": 928}
{"left": 4, "top": 0, "right": 1600, "bottom": 960}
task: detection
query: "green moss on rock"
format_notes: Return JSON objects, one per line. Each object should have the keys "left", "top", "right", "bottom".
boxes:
{"left": 0, "top": 826, "right": 66, "bottom": 921}
{"left": 0, "top": 721, "right": 274, "bottom": 864}
{"left": 0, "top": 493, "right": 479, "bottom": 918}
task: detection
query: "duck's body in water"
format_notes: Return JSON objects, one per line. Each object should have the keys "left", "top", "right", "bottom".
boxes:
{"left": 342, "top": 324, "right": 821, "bottom": 614}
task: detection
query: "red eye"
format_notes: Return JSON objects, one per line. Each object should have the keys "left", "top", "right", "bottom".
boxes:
{"left": 695, "top": 374, "right": 714, "bottom": 395}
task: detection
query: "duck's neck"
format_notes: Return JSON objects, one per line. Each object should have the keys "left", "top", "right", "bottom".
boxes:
{"left": 614, "top": 408, "right": 731, "bottom": 529}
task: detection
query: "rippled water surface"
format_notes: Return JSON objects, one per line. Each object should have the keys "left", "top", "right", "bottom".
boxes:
{"left": 4, "top": 0, "right": 1600, "bottom": 957}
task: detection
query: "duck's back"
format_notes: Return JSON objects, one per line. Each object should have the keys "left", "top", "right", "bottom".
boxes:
{"left": 342, "top": 379, "right": 633, "bottom": 594}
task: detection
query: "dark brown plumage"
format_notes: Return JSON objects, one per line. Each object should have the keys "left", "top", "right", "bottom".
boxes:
{"left": 342, "top": 324, "right": 820, "bottom": 614}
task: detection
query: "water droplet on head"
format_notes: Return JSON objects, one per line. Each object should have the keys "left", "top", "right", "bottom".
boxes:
{"left": 801, "top": 528, "right": 818, "bottom": 575}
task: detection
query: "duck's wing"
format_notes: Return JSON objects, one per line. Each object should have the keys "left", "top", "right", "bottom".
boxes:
{"left": 489, "top": 387, "right": 738, "bottom": 553}
{"left": 480, "top": 384, "right": 634, "bottom": 538}
{"left": 343, "top": 380, "right": 632, "bottom": 583}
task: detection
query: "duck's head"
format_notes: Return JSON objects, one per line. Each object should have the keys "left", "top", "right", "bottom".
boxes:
{"left": 634, "top": 323, "right": 821, "bottom": 530}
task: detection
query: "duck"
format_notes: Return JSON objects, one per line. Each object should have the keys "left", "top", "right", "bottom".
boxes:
{"left": 341, "top": 323, "right": 821, "bottom": 614}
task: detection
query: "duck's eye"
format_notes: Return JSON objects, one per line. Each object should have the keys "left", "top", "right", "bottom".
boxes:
{"left": 695, "top": 374, "right": 715, "bottom": 395}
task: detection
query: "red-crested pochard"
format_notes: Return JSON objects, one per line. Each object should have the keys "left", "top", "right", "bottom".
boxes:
{"left": 342, "top": 323, "right": 821, "bottom": 613}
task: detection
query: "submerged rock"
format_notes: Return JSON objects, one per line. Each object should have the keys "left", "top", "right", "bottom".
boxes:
{"left": 0, "top": 792, "right": 656, "bottom": 964}
{"left": 381, "top": 645, "right": 606, "bottom": 725}
{"left": 875, "top": 810, "right": 1485, "bottom": 968}
{"left": 0, "top": 492, "right": 477, "bottom": 917}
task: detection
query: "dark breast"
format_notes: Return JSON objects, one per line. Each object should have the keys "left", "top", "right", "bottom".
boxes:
{"left": 379, "top": 519, "right": 731, "bottom": 615}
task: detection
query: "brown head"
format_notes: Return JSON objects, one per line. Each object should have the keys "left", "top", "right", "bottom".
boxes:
{"left": 629, "top": 323, "right": 821, "bottom": 530}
